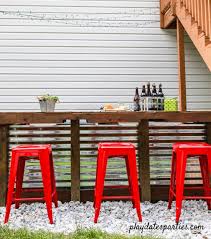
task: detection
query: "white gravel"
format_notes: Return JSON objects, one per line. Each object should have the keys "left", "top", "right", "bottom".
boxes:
{"left": 0, "top": 200, "right": 211, "bottom": 239}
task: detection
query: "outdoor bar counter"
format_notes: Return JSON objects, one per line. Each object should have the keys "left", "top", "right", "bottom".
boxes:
{"left": 1, "top": 111, "right": 211, "bottom": 205}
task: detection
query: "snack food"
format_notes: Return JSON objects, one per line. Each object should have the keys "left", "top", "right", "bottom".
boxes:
{"left": 103, "top": 104, "right": 114, "bottom": 111}
{"left": 102, "top": 104, "right": 128, "bottom": 111}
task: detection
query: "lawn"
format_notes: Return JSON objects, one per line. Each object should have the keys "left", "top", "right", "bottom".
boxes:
{"left": 0, "top": 227, "right": 163, "bottom": 239}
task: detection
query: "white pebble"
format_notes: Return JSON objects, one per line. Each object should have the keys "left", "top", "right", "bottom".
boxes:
{"left": 0, "top": 200, "right": 210, "bottom": 239}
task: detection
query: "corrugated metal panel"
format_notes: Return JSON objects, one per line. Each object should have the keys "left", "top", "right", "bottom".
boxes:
{"left": 9, "top": 122, "right": 205, "bottom": 188}
{"left": 0, "top": 0, "right": 210, "bottom": 111}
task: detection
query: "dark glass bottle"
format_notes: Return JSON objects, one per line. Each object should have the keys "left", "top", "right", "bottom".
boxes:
{"left": 152, "top": 84, "right": 157, "bottom": 97}
{"left": 140, "top": 85, "right": 147, "bottom": 111}
{"left": 133, "top": 87, "right": 140, "bottom": 111}
{"left": 146, "top": 82, "right": 153, "bottom": 110}
{"left": 151, "top": 83, "right": 158, "bottom": 110}
{"left": 141, "top": 85, "right": 147, "bottom": 97}
{"left": 158, "top": 83, "right": 164, "bottom": 110}
{"left": 146, "top": 82, "right": 152, "bottom": 97}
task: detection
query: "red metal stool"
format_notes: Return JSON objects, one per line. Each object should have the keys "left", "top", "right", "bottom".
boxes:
{"left": 168, "top": 142, "right": 211, "bottom": 223}
{"left": 4, "top": 144, "right": 58, "bottom": 224}
{"left": 94, "top": 142, "right": 142, "bottom": 223}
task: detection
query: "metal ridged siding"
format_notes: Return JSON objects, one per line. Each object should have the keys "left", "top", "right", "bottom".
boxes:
{"left": 9, "top": 122, "right": 205, "bottom": 188}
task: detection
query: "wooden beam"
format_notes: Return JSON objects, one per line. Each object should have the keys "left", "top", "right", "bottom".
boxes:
{"left": 160, "top": 0, "right": 171, "bottom": 14}
{"left": 206, "top": 122, "right": 211, "bottom": 144}
{"left": 71, "top": 119, "right": 80, "bottom": 201}
{"left": 177, "top": 19, "right": 187, "bottom": 112}
{"left": 3, "top": 112, "right": 211, "bottom": 124}
{"left": 160, "top": 0, "right": 176, "bottom": 29}
{"left": 205, "top": 122, "right": 211, "bottom": 184}
{"left": 163, "top": 9, "right": 177, "bottom": 28}
{"left": 171, "top": 0, "right": 176, "bottom": 15}
{"left": 0, "top": 125, "right": 9, "bottom": 206}
{"left": 138, "top": 120, "right": 151, "bottom": 202}
{"left": 0, "top": 111, "right": 211, "bottom": 124}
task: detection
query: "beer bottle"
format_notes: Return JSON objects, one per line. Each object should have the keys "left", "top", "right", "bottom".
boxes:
{"left": 140, "top": 85, "right": 147, "bottom": 111}
{"left": 158, "top": 83, "right": 164, "bottom": 110}
{"left": 133, "top": 87, "right": 140, "bottom": 111}
{"left": 146, "top": 82, "right": 152, "bottom": 110}
{"left": 152, "top": 84, "right": 157, "bottom": 97}
{"left": 146, "top": 82, "right": 152, "bottom": 97}
{"left": 152, "top": 83, "right": 158, "bottom": 110}
{"left": 141, "top": 85, "right": 147, "bottom": 97}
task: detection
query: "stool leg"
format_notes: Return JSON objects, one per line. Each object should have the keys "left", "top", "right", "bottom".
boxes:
{"left": 125, "top": 157, "right": 135, "bottom": 208}
{"left": 40, "top": 150, "right": 53, "bottom": 224}
{"left": 15, "top": 158, "right": 25, "bottom": 209}
{"left": 175, "top": 150, "right": 187, "bottom": 223}
{"left": 93, "top": 154, "right": 100, "bottom": 208}
{"left": 4, "top": 151, "right": 19, "bottom": 224}
{"left": 49, "top": 151, "right": 58, "bottom": 208}
{"left": 128, "top": 150, "right": 142, "bottom": 222}
{"left": 94, "top": 150, "right": 108, "bottom": 223}
{"left": 168, "top": 151, "right": 176, "bottom": 209}
{"left": 208, "top": 151, "right": 211, "bottom": 175}
{"left": 199, "top": 155, "right": 211, "bottom": 210}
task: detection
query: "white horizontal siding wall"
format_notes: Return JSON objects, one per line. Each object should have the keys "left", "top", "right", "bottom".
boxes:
{"left": 0, "top": 0, "right": 211, "bottom": 111}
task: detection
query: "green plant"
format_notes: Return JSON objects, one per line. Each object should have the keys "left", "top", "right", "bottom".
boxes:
{"left": 0, "top": 227, "right": 164, "bottom": 239}
{"left": 37, "top": 94, "right": 59, "bottom": 103}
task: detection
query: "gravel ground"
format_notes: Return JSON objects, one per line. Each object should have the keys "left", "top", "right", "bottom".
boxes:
{"left": 0, "top": 200, "right": 211, "bottom": 239}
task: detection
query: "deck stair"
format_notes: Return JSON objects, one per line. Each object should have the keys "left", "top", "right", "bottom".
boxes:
{"left": 160, "top": 0, "right": 211, "bottom": 71}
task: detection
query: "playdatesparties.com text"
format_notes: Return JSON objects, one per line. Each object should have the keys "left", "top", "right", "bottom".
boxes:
{"left": 129, "top": 222, "right": 204, "bottom": 234}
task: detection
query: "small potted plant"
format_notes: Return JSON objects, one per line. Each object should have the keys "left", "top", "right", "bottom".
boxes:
{"left": 37, "top": 94, "right": 59, "bottom": 112}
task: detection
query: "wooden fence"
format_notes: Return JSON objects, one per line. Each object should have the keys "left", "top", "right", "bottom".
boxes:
{"left": 0, "top": 120, "right": 207, "bottom": 205}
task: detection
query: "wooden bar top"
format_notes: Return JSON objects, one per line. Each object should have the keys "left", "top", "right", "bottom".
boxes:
{"left": 0, "top": 111, "right": 211, "bottom": 124}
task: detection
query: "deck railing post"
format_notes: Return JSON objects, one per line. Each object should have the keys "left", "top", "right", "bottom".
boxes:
{"left": 0, "top": 125, "right": 9, "bottom": 206}
{"left": 138, "top": 120, "right": 151, "bottom": 202}
{"left": 71, "top": 119, "right": 80, "bottom": 201}
{"left": 177, "top": 18, "right": 187, "bottom": 112}
{"left": 206, "top": 122, "right": 211, "bottom": 144}
{"left": 171, "top": 0, "right": 176, "bottom": 15}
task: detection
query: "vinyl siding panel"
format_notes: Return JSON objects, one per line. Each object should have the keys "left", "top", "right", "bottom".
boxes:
{"left": 0, "top": 0, "right": 211, "bottom": 111}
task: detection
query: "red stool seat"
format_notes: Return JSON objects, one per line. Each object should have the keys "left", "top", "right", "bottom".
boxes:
{"left": 168, "top": 142, "right": 211, "bottom": 223}
{"left": 98, "top": 142, "right": 135, "bottom": 148}
{"left": 4, "top": 144, "right": 58, "bottom": 224}
{"left": 94, "top": 142, "right": 142, "bottom": 223}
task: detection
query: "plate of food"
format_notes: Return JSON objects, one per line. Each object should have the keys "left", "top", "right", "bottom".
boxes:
{"left": 102, "top": 104, "right": 129, "bottom": 111}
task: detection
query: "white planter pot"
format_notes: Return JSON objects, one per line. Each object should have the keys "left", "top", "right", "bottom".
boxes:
{"left": 39, "top": 100, "right": 56, "bottom": 112}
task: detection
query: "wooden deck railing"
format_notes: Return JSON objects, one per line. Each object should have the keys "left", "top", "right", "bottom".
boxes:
{"left": 160, "top": 0, "right": 211, "bottom": 71}
{"left": 180, "top": 0, "right": 211, "bottom": 40}
{"left": 161, "top": 0, "right": 211, "bottom": 41}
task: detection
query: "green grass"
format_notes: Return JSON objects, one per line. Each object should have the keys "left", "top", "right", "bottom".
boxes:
{"left": 0, "top": 227, "right": 163, "bottom": 239}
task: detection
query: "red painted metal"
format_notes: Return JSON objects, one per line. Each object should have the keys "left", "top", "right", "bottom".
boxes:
{"left": 168, "top": 142, "right": 211, "bottom": 223}
{"left": 4, "top": 144, "right": 58, "bottom": 224}
{"left": 93, "top": 142, "right": 142, "bottom": 223}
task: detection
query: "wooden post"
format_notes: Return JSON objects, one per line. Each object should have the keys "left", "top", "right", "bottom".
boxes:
{"left": 206, "top": 122, "right": 211, "bottom": 144}
{"left": 160, "top": 0, "right": 165, "bottom": 28}
{"left": 0, "top": 125, "right": 9, "bottom": 206}
{"left": 171, "top": 0, "right": 176, "bottom": 16}
{"left": 177, "top": 18, "right": 187, "bottom": 112}
{"left": 71, "top": 119, "right": 80, "bottom": 201}
{"left": 138, "top": 120, "right": 151, "bottom": 202}
{"left": 206, "top": 122, "right": 211, "bottom": 184}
